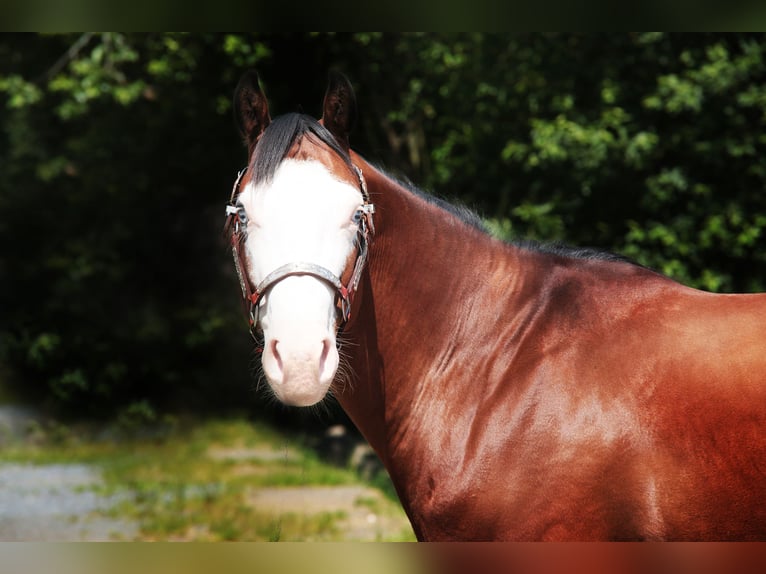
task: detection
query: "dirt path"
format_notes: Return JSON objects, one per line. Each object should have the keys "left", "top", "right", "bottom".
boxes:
{"left": 247, "top": 484, "right": 411, "bottom": 541}
{"left": 208, "top": 444, "right": 413, "bottom": 541}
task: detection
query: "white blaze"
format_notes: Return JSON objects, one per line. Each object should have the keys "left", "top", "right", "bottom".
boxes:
{"left": 237, "top": 160, "right": 362, "bottom": 406}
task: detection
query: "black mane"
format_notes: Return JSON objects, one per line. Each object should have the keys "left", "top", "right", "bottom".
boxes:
{"left": 395, "top": 170, "right": 641, "bottom": 267}
{"left": 249, "top": 113, "right": 354, "bottom": 184}
{"left": 512, "top": 238, "right": 639, "bottom": 265}
{"left": 380, "top": 166, "right": 635, "bottom": 266}
{"left": 378, "top": 167, "right": 488, "bottom": 232}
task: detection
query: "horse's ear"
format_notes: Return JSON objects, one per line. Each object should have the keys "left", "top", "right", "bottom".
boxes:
{"left": 320, "top": 71, "right": 356, "bottom": 151}
{"left": 233, "top": 70, "right": 271, "bottom": 152}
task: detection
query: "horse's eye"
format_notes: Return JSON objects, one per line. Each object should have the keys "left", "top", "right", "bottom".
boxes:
{"left": 237, "top": 206, "right": 248, "bottom": 225}
{"left": 352, "top": 208, "right": 363, "bottom": 225}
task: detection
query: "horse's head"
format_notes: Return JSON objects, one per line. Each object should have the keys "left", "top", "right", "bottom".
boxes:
{"left": 226, "top": 71, "right": 374, "bottom": 407}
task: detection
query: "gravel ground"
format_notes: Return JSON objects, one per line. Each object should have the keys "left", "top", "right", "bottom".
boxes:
{"left": 0, "top": 405, "right": 138, "bottom": 541}
{"left": 0, "top": 463, "right": 138, "bottom": 541}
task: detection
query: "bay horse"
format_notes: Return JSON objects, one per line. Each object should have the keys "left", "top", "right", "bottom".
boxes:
{"left": 225, "top": 70, "right": 766, "bottom": 540}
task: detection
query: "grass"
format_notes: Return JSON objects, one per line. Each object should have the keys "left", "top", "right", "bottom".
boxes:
{"left": 0, "top": 416, "right": 416, "bottom": 541}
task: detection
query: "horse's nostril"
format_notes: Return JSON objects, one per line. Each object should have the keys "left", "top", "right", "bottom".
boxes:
{"left": 319, "top": 338, "right": 332, "bottom": 373}
{"left": 270, "top": 339, "right": 283, "bottom": 375}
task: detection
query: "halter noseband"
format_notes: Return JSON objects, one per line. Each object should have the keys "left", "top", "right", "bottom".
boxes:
{"left": 225, "top": 163, "right": 375, "bottom": 341}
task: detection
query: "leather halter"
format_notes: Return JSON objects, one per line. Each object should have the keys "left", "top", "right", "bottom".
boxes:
{"left": 225, "top": 163, "right": 375, "bottom": 341}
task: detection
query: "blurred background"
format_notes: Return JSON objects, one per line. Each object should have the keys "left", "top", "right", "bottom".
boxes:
{"left": 3, "top": 32, "right": 766, "bottom": 422}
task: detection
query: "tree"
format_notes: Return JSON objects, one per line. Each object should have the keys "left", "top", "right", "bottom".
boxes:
{"left": 0, "top": 34, "right": 267, "bottom": 416}
{"left": 3, "top": 33, "right": 766, "bottom": 418}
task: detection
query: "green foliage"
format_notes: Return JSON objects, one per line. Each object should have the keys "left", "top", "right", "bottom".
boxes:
{"left": 47, "top": 33, "right": 143, "bottom": 119}
{"left": 3, "top": 33, "right": 766, "bottom": 417}
{"left": 0, "top": 74, "right": 43, "bottom": 107}
{"left": 0, "top": 33, "right": 267, "bottom": 416}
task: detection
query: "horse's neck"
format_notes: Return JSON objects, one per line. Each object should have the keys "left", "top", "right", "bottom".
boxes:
{"left": 340, "top": 156, "right": 519, "bottom": 465}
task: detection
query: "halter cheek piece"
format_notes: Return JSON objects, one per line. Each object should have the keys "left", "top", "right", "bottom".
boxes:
{"left": 224, "top": 165, "right": 375, "bottom": 341}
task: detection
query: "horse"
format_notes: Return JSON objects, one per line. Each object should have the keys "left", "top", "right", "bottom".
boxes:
{"left": 224, "top": 70, "right": 766, "bottom": 541}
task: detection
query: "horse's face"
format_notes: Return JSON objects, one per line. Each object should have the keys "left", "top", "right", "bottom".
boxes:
{"left": 237, "top": 158, "right": 364, "bottom": 405}
{"left": 229, "top": 71, "right": 367, "bottom": 407}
